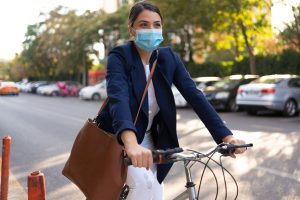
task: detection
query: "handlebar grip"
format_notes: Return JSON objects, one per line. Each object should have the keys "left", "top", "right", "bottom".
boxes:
{"left": 158, "top": 147, "right": 183, "bottom": 154}
{"left": 124, "top": 157, "right": 132, "bottom": 165}
{"left": 234, "top": 143, "right": 253, "bottom": 148}
{"left": 123, "top": 154, "right": 160, "bottom": 166}
{"left": 218, "top": 143, "right": 253, "bottom": 156}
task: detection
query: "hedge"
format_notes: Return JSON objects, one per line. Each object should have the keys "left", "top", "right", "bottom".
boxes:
{"left": 186, "top": 49, "right": 300, "bottom": 77}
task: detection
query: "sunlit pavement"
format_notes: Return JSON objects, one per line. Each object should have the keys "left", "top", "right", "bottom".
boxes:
{"left": 164, "top": 110, "right": 300, "bottom": 200}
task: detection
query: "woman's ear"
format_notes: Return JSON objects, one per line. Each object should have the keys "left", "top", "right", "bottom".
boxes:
{"left": 128, "top": 26, "right": 135, "bottom": 38}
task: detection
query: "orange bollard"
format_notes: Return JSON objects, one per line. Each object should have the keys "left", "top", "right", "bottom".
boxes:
{"left": 1, "top": 135, "right": 12, "bottom": 200}
{"left": 27, "top": 171, "right": 46, "bottom": 200}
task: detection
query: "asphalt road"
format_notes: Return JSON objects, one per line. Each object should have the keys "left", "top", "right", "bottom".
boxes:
{"left": 0, "top": 93, "right": 300, "bottom": 200}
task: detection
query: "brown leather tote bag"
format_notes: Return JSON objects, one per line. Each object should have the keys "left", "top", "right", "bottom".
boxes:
{"left": 62, "top": 54, "right": 158, "bottom": 200}
{"left": 62, "top": 117, "right": 126, "bottom": 200}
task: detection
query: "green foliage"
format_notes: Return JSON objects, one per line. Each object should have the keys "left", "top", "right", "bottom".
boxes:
{"left": 186, "top": 62, "right": 227, "bottom": 77}
{"left": 0, "top": 60, "right": 10, "bottom": 80}
{"left": 281, "top": 5, "right": 300, "bottom": 51}
{"left": 188, "top": 49, "right": 300, "bottom": 78}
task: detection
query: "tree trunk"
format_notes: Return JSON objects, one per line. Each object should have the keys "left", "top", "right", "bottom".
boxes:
{"left": 239, "top": 20, "right": 257, "bottom": 75}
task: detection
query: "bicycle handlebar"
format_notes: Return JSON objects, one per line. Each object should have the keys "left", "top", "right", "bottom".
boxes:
{"left": 124, "top": 147, "right": 183, "bottom": 165}
{"left": 124, "top": 143, "right": 253, "bottom": 166}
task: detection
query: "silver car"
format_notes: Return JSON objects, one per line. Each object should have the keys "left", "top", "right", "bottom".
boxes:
{"left": 236, "top": 74, "right": 300, "bottom": 116}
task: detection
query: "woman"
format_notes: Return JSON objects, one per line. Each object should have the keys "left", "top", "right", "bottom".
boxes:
{"left": 97, "top": 1, "right": 247, "bottom": 199}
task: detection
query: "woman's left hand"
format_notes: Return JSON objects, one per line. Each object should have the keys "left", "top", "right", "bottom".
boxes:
{"left": 222, "top": 135, "right": 247, "bottom": 158}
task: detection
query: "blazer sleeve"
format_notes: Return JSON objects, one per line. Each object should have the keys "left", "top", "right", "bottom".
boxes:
{"left": 106, "top": 51, "right": 137, "bottom": 145}
{"left": 170, "top": 49, "right": 232, "bottom": 144}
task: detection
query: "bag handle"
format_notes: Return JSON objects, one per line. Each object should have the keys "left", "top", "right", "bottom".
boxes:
{"left": 98, "top": 50, "right": 159, "bottom": 126}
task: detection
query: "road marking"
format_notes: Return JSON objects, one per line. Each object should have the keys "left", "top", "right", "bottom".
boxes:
{"left": 0, "top": 158, "right": 27, "bottom": 200}
{"left": 255, "top": 166, "right": 300, "bottom": 182}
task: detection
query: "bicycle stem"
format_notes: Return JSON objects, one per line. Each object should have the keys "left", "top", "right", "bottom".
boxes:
{"left": 184, "top": 160, "right": 198, "bottom": 200}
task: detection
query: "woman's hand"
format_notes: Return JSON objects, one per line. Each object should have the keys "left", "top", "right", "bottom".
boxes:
{"left": 121, "top": 130, "right": 153, "bottom": 169}
{"left": 222, "top": 135, "right": 247, "bottom": 158}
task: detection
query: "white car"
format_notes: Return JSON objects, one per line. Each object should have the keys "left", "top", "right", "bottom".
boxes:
{"left": 79, "top": 80, "right": 107, "bottom": 101}
{"left": 172, "top": 76, "right": 221, "bottom": 107}
{"left": 37, "top": 83, "right": 60, "bottom": 96}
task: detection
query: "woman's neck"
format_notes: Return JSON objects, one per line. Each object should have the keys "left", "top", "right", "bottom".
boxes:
{"left": 136, "top": 46, "right": 152, "bottom": 65}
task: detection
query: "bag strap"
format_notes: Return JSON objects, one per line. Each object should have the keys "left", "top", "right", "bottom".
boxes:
{"left": 98, "top": 50, "right": 159, "bottom": 126}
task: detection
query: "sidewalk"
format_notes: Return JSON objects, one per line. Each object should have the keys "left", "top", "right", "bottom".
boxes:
{"left": 0, "top": 158, "right": 27, "bottom": 200}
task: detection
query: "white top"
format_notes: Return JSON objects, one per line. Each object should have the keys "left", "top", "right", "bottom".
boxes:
{"left": 144, "top": 64, "right": 160, "bottom": 131}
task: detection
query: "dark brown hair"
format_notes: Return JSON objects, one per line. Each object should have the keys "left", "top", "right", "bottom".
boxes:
{"left": 128, "top": 1, "right": 163, "bottom": 27}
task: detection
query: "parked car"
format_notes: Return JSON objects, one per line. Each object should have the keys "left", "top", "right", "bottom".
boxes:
{"left": 193, "top": 76, "right": 221, "bottom": 90}
{"left": 236, "top": 74, "right": 300, "bottom": 116}
{"left": 30, "top": 81, "right": 50, "bottom": 93}
{"left": 0, "top": 81, "right": 20, "bottom": 95}
{"left": 202, "top": 74, "right": 259, "bottom": 112}
{"left": 172, "top": 76, "right": 221, "bottom": 108}
{"left": 57, "top": 81, "right": 82, "bottom": 97}
{"left": 37, "top": 83, "right": 60, "bottom": 96}
{"left": 79, "top": 80, "right": 107, "bottom": 101}
{"left": 21, "top": 81, "right": 36, "bottom": 93}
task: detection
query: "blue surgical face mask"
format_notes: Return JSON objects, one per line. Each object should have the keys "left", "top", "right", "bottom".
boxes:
{"left": 134, "top": 29, "right": 164, "bottom": 52}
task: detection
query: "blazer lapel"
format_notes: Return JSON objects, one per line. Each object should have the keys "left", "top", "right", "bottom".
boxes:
{"left": 130, "top": 46, "right": 159, "bottom": 118}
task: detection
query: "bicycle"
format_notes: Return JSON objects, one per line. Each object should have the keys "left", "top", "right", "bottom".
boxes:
{"left": 121, "top": 143, "right": 253, "bottom": 200}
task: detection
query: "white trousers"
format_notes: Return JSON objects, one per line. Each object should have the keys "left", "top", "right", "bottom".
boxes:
{"left": 125, "top": 132, "right": 164, "bottom": 200}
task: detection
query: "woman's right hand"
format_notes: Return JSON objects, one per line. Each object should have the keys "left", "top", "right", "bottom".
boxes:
{"left": 121, "top": 130, "right": 153, "bottom": 169}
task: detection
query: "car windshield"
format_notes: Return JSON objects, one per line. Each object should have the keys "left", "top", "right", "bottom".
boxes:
{"left": 212, "top": 79, "right": 240, "bottom": 89}
{"left": 252, "top": 77, "right": 283, "bottom": 84}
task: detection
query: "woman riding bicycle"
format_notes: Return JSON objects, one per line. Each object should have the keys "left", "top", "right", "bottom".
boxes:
{"left": 97, "top": 1, "right": 247, "bottom": 199}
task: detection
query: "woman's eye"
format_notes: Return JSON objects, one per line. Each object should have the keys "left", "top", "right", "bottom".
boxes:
{"left": 154, "top": 23, "right": 161, "bottom": 28}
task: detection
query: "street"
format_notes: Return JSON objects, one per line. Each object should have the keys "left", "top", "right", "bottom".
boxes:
{"left": 0, "top": 93, "right": 300, "bottom": 200}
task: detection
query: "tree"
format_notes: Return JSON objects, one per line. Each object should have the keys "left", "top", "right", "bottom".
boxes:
{"left": 150, "top": 0, "right": 272, "bottom": 74}
{"left": 281, "top": 4, "right": 300, "bottom": 51}
{"left": 20, "top": 6, "right": 106, "bottom": 84}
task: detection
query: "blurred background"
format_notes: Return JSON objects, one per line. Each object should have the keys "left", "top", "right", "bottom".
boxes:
{"left": 0, "top": 0, "right": 299, "bottom": 85}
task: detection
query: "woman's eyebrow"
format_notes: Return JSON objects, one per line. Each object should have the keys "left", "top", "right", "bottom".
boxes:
{"left": 137, "top": 20, "right": 150, "bottom": 24}
{"left": 137, "top": 20, "right": 161, "bottom": 24}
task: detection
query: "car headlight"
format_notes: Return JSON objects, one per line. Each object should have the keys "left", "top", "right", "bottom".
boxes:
{"left": 215, "top": 91, "right": 230, "bottom": 99}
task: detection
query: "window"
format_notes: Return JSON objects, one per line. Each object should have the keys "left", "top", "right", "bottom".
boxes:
{"left": 288, "top": 78, "right": 300, "bottom": 88}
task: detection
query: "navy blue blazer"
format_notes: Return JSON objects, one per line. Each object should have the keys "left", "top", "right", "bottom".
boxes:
{"left": 96, "top": 41, "right": 232, "bottom": 183}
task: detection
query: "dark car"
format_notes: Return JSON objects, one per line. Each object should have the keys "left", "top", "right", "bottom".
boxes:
{"left": 202, "top": 75, "right": 259, "bottom": 112}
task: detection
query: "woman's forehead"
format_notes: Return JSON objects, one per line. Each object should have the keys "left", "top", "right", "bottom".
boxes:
{"left": 135, "top": 10, "right": 162, "bottom": 23}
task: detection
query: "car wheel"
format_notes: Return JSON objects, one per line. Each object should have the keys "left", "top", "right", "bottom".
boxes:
{"left": 51, "top": 91, "right": 59, "bottom": 97}
{"left": 92, "top": 93, "right": 101, "bottom": 101}
{"left": 283, "top": 99, "right": 297, "bottom": 117}
{"left": 227, "top": 98, "right": 239, "bottom": 112}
